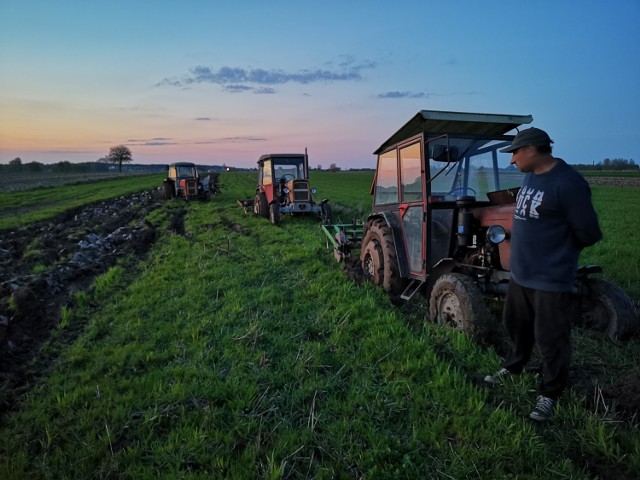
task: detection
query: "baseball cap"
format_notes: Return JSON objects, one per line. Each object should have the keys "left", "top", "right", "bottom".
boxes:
{"left": 500, "top": 127, "right": 553, "bottom": 153}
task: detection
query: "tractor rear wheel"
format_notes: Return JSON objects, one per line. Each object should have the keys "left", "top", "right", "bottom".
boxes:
{"left": 254, "top": 193, "right": 268, "bottom": 218}
{"left": 359, "top": 219, "right": 405, "bottom": 295}
{"left": 575, "top": 279, "right": 639, "bottom": 339}
{"left": 269, "top": 202, "right": 281, "bottom": 225}
{"left": 429, "top": 273, "right": 493, "bottom": 335}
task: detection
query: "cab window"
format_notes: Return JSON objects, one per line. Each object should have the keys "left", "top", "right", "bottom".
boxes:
{"left": 262, "top": 160, "right": 273, "bottom": 185}
{"left": 400, "top": 142, "right": 422, "bottom": 202}
{"left": 374, "top": 150, "right": 399, "bottom": 205}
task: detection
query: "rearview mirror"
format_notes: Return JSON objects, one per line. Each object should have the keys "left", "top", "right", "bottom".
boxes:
{"left": 432, "top": 145, "right": 459, "bottom": 163}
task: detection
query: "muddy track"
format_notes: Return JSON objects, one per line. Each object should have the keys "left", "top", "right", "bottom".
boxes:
{"left": 0, "top": 189, "right": 166, "bottom": 411}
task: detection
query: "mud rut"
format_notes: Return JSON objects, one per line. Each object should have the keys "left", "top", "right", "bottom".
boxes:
{"left": 0, "top": 189, "right": 167, "bottom": 410}
{"left": 1, "top": 186, "right": 638, "bottom": 431}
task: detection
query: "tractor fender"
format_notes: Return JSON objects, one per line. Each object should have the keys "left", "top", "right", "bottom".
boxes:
{"left": 425, "top": 258, "right": 457, "bottom": 298}
{"left": 364, "top": 212, "right": 410, "bottom": 279}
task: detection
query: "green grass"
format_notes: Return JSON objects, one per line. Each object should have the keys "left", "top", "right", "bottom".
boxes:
{"left": 0, "top": 174, "right": 163, "bottom": 230}
{"left": 0, "top": 171, "right": 638, "bottom": 478}
{"left": 580, "top": 186, "right": 640, "bottom": 299}
{"left": 310, "top": 170, "right": 374, "bottom": 221}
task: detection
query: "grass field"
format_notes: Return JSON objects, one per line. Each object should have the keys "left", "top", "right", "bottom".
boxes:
{"left": 0, "top": 171, "right": 145, "bottom": 193}
{"left": 0, "top": 171, "right": 638, "bottom": 479}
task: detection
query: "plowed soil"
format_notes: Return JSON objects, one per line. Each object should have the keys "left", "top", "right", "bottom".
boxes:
{"left": 0, "top": 189, "right": 166, "bottom": 411}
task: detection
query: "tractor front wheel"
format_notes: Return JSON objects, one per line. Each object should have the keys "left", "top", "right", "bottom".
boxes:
{"left": 575, "top": 279, "right": 639, "bottom": 339}
{"left": 359, "top": 219, "right": 405, "bottom": 295}
{"left": 254, "top": 193, "right": 268, "bottom": 218}
{"left": 269, "top": 203, "right": 281, "bottom": 225}
{"left": 429, "top": 273, "right": 493, "bottom": 335}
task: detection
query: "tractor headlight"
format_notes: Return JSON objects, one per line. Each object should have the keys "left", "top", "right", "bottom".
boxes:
{"left": 487, "top": 225, "right": 508, "bottom": 244}
{"left": 311, "top": 188, "right": 317, "bottom": 194}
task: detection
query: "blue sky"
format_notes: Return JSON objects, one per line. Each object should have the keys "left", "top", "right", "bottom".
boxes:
{"left": 1, "top": 0, "right": 638, "bottom": 169}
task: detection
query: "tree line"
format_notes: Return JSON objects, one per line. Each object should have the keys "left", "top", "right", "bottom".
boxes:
{"left": 0, "top": 158, "right": 113, "bottom": 173}
{"left": 573, "top": 158, "right": 638, "bottom": 171}
{"left": 1, "top": 145, "right": 134, "bottom": 173}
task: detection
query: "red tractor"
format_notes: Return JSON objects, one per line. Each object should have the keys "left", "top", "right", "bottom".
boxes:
{"left": 244, "top": 153, "right": 331, "bottom": 225}
{"left": 347, "top": 110, "right": 637, "bottom": 339}
{"left": 163, "top": 162, "right": 213, "bottom": 200}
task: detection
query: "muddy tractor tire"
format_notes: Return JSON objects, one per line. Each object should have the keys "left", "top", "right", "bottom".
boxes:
{"left": 254, "top": 193, "right": 268, "bottom": 218}
{"left": 359, "top": 219, "right": 405, "bottom": 295}
{"left": 321, "top": 203, "right": 333, "bottom": 225}
{"left": 575, "top": 279, "right": 639, "bottom": 339}
{"left": 269, "top": 202, "right": 281, "bottom": 225}
{"left": 163, "top": 179, "right": 176, "bottom": 199}
{"left": 429, "top": 273, "right": 494, "bottom": 335}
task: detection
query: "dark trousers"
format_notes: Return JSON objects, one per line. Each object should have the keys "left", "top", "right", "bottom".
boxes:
{"left": 502, "top": 280, "right": 573, "bottom": 400}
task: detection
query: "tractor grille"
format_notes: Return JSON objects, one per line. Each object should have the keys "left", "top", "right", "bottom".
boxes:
{"left": 185, "top": 179, "right": 199, "bottom": 197}
{"left": 292, "top": 180, "right": 311, "bottom": 201}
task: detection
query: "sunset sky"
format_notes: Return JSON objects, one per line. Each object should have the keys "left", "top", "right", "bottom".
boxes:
{"left": 1, "top": 0, "right": 638, "bottom": 169}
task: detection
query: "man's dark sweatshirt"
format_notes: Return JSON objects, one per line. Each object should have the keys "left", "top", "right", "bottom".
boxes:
{"left": 510, "top": 158, "right": 602, "bottom": 292}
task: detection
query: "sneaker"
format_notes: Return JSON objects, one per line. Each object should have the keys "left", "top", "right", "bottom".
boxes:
{"left": 529, "top": 395, "right": 555, "bottom": 422}
{"left": 484, "top": 367, "right": 511, "bottom": 384}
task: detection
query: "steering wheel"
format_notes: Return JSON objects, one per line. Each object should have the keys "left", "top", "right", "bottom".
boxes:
{"left": 280, "top": 174, "right": 296, "bottom": 182}
{"left": 451, "top": 187, "right": 477, "bottom": 197}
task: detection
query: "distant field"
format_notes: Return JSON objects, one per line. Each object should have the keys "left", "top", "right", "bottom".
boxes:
{"left": 0, "top": 171, "right": 157, "bottom": 192}
{"left": 580, "top": 170, "right": 640, "bottom": 177}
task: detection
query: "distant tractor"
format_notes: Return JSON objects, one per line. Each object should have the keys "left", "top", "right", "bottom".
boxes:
{"left": 334, "top": 110, "right": 637, "bottom": 339}
{"left": 240, "top": 152, "right": 331, "bottom": 225}
{"left": 163, "top": 162, "right": 218, "bottom": 200}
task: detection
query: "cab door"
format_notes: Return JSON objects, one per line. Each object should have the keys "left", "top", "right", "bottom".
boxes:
{"left": 398, "top": 140, "right": 427, "bottom": 280}
{"left": 259, "top": 159, "right": 275, "bottom": 203}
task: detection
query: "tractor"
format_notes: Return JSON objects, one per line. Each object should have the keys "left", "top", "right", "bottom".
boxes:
{"left": 240, "top": 152, "right": 331, "bottom": 225}
{"left": 333, "top": 110, "right": 637, "bottom": 339}
{"left": 163, "top": 162, "right": 217, "bottom": 200}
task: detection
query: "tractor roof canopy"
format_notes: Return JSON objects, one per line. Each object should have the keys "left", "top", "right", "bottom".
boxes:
{"left": 258, "top": 153, "right": 309, "bottom": 179}
{"left": 258, "top": 153, "right": 306, "bottom": 165}
{"left": 169, "top": 162, "right": 196, "bottom": 167}
{"left": 374, "top": 110, "right": 533, "bottom": 155}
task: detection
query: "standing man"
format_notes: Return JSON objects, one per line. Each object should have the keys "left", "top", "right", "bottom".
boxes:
{"left": 484, "top": 127, "right": 602, "bottom": 421}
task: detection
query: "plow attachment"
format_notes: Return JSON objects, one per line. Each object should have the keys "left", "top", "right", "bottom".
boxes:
{"left": 237, "top": 199, "right": 254, "bottom": 214}
{"left": 321, "top": 221, "right": 364, "bottom": 262}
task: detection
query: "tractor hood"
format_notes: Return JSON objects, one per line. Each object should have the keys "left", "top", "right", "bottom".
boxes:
{"left": 374, "top": 110, "right": 533, "bottom": 155}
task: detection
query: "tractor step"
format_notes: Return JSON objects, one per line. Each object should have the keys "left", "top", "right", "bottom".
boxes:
{"left": 401, "top": 279, "right": 424, "bottom": 300}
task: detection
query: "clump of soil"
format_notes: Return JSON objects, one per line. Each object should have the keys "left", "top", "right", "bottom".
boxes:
{"left": 0, "top": 189, "right": 165, "bottom": 409}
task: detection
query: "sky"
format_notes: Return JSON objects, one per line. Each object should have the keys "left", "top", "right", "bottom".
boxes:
{"left": 1, "top": 0, "right": 639, "bottom": 169}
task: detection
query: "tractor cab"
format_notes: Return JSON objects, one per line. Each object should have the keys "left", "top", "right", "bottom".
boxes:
{"left": 368, "top": 110, "right": 532, "bottom": 290}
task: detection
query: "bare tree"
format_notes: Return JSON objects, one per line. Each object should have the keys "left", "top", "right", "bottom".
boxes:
{"left": 8, "top": 157, "right": 22, "bottom": 171}
{"left": 107, "top": 145, "right": 133, "bottom": 172}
